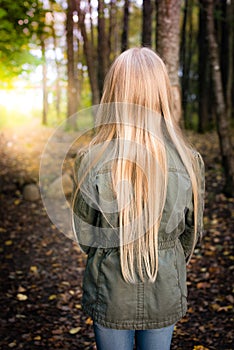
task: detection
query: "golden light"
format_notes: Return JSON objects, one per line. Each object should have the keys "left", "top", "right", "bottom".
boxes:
{"left": 0, "top": 88, "right": 41, "bottom": 114}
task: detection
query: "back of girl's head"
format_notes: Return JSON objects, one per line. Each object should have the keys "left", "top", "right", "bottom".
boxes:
{"left": 101, "top": 47, "right": 173, "bottom": 120}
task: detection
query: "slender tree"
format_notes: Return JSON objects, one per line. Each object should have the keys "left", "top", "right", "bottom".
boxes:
{"left": 35, "top": 6, "right": 53, "bottom": 126}
{"left": 156, "top": 0, "right": 181, "bottom": 123}
{"left": 180, "top": 0, "right": 195, "bottom": 128}
{"left": 180, "top": 0, "right": 188, "bottom": 79}
{"left": 77, "top": 0, "right": 100, "bottom": 105}
{"left": 88, "top": 0, "right": 95, "bottom": 48}
{"left": 41, "top": 38, "right": 48, "bottom": 125}
{"left": 109, "top": 0, "right": 119, "bottom": 59}
{"left": 142, "top": 0, "right": 152, "bottom": 47}
{"left": 206, "top": 0, "right": 234, "bottom": 195}
{"left": 66, "top": 0, "right": 79, "bottom": 125}
{"left": 220, "top": 0, "right": 233, "bottom": 122}
{"left": 97, "top": 0, "right": 109, "bottom": 97}
{"left": 121, "top": 0, "right": 130, "bottom": 52}
{"left": 198, "top": 0, "right": 210, "bottom": 132}
{"left": 51, "top": 8, "right": 62, "bottom": 121}
{"left": 226, "top": 0, "right": 234, "bottom": 121}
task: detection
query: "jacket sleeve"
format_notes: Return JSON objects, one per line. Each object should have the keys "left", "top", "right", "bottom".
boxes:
{"left": 179, "top": 152, "right": 205, "bottom": 261}
{"left": 71, "top": 151, "right": 120, "bottom": 254}
{"left": 72, "top": 150, "right": 97, "bottom": 254}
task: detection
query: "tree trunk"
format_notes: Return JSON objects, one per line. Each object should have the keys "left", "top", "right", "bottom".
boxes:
{"left": 225, "top": 0, "right": 233, "bottom": 121}
{"left": 206, "top": 0, "right": 234, "bottom": 196}
{"left": 51, "top": 11, "right": 62, "bottom": 121}
{"left": 112, "top": 0, "right": 120, "bottom": 58}
{"left": 109, "top": 0, "right": 119, "bottom": 59}
{"left": 219, "top": 0, "right": 229, "bottom": 100}
{"left": 156, "top": 0, "right": 181, "bottom": 123}
{"left": 41, "top": 39, "right": 48, "bottom": 125}
{"left": 180, "top": 0, "right": 195, "bottom": 128}
{"left": 198, "top": 0, "right": 210, "bottom": 132}
{"left": 180, "top": 0, "right": 189, "bottom": 127}
{"left": 77, "top": 1, "right": 100, "bottom": 105}
{"left": 121, "top": 0, "right": 129, "bottom": 52}
{"left": 142, "top": 0, "right": 152, "bottom": 47}
{"left": 207, "top": 66, "right": 216, "bottom": 128}
{"left": 180, "top": 0, "right": 188, "bottom": 121}
{"left": 74, "top": 25, "right": 82, "bottom": 109}
{"left": 66, "top": 0, "right": 78, "bottom": 126}
{"left": 98, "top": 0, "right": 109, "bottom": 97}
{"left": 88, "top": 0, "right": 95, "bottom": 48}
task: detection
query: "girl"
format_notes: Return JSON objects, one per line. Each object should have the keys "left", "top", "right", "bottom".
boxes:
{"left": 72, "top": 47, "right": 205, "bottom": 350}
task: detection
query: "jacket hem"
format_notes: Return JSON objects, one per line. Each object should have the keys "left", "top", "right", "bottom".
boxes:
{"left": 82, "top": 304, "right": 187, "bottom": 330}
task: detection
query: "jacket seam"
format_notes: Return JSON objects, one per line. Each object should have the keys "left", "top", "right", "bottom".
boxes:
{"left": 95, "top": 251, "right": 107, "bottom": 312}
{"left": 168, "top": 167, "right": 188, "bottom": 175}
{"left": 136, "top": 282, "right": 144, "bottom": 325}
{"left": 174, "top": 246, "right": 184, "bottom": 312}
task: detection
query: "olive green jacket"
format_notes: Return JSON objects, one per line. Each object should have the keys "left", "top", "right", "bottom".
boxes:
{"left": 72, "top": 142, "right": 205, "bottom": 330}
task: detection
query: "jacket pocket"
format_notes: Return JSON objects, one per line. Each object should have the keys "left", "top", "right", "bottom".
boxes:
{"left": 143, "top": 242, "right": 188, "bottom": 324}
{"left": 82, "top": 249, "right": 106, "bottom": 312}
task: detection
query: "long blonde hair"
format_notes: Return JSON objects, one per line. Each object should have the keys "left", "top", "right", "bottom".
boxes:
{"left": 78, "top": 48, "right": 201, "bottom": 283}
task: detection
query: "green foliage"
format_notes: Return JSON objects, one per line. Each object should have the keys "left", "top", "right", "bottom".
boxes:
{"left": 0, "top": 0, "right": 45, "bottom": 84}
{"left": 79, "top": 74, "right": 92, "bottom": 110}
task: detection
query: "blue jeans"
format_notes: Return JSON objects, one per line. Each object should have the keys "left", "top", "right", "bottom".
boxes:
{"left": 93, "top": 322, "right": 175, "bottom": 350}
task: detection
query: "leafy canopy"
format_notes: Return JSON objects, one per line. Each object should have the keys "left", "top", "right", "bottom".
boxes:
{"left": 0, "top": 0, "right": 45, "bottom": 84}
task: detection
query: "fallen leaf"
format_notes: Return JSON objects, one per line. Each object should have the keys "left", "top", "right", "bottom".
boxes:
{"left": 16, "top": 293, "right": 28, "bottom": 301}
{"left": 18, "top": 286, "right": 26, "bottom": 293}
{"left": 85, "top": 317, "right": 93, "bottom": 325}
{"left": 8, "top": 341, "right": 17, "bottom": 348}
{"left": 196, "top": 282, "right": 211, "bottom": 289}
{"left": 52, "top": 329, "right": 63, "bottom": 335}
{"left": 33, "top": 336, "right": 41, "bottom": 340}
{"left": 69, "top": 327, "right": 81, "bottom": 334}
{"left": 226, "top": 295, "right": 234, "bottom": 303}
{"left": 218, "top": 305, "right": 233, "bottom": 312}
{"left": 210, "top": 303, "right": 220, "bottom": 311}
{"left": 30, "top": 266, "right": 38, "bottom": 273}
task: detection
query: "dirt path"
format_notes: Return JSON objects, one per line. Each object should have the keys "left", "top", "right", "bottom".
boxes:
{"left": 0, "top": 122, "right": 233, "bottom": 349}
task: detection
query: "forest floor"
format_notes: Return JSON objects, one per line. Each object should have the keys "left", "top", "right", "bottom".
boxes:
{"left": 0, "top": 120, "right": 233, "bottom": 350}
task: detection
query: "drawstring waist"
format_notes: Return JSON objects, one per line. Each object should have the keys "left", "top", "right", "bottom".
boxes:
{"left": 158, "top": 239, "right": 178, "bottom": 250}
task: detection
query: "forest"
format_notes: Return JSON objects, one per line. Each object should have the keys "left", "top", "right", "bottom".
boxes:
{"left": 0, "top": 0, "right": 233, "bottom": 349}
